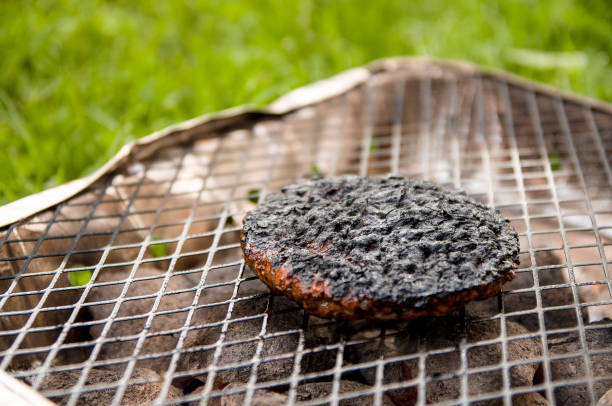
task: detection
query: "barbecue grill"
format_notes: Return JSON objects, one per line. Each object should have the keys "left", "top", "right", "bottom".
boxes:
{"left": 0, "top": 58, "right": 611, "bottom": 406}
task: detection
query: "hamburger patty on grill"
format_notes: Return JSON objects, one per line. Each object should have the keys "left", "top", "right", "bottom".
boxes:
{"left": 241, "top": 175, "right": 519, "bottom": 320}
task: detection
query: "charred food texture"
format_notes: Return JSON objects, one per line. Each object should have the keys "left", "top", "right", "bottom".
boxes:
{"left": 242, "top": 176, "right": 519, "bottom": 320}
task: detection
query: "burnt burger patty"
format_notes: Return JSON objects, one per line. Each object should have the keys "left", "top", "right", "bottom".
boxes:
{"left": 241, "top": 176, "right": 519, "bottom": 320}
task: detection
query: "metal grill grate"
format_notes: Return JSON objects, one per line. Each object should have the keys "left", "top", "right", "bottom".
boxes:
{"left": 1, "top": 59, "right": 611, "bottom": 406}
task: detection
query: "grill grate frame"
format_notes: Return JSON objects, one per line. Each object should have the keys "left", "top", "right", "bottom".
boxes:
{"left": 0, "top": 59, "right": 611, "bottom": 406}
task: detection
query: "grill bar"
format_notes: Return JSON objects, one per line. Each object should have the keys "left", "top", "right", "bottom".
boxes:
{"left": 66, "top": 155, "right": 187, "bottom": 406}
{"left": 149, "top": 128, "right": 228, "bottom": 406}
{"left": 29, "top": 185, "right": 113, "bottom": 391}
{"left": 582, "top": 108, "right": 612, "bottom": 298}
{"left": 555, "top": 97, "right": 600, "bottom": 405}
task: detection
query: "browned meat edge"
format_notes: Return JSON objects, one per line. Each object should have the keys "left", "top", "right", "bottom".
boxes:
{"left": 242, "top": 233, "right": 516, "bottom": 321}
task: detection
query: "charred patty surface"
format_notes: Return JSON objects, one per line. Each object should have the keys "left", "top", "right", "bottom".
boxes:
{"left": 241, "top": 176, "right": 519, "bottom": 320}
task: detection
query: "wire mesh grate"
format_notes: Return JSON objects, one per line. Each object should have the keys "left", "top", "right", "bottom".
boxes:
{"left": 1, "top": 60, "right": 611, "bottom": 405}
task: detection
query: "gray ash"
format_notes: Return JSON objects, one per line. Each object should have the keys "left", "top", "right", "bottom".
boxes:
{"left": 242, "top": 176, "right": 518, "bottom": 308}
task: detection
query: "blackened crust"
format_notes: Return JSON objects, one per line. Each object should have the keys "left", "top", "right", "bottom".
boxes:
{"left": 241, "top": 176, "right": 519, "bottom": 320}
{"left": 242, "top": 235, "right": 514, "bottom": 320}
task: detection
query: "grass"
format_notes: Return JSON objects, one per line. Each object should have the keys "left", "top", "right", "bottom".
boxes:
{"left": 0, "top": 0, "right": 610, "bottom": 204}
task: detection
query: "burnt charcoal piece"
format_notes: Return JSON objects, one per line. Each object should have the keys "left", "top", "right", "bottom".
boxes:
{"left": 87, "top": 267, "right": 195, "bottom": 373}
{"left": 598, "top": 388, "right": 612, "bottom": 406}
{"left": 220, "top": 383, "right": 287, "bottom": 406}
{"left": 178, "top": 294, "right": 334, "bottom": 387}
{"left": 548, "top": 319, "right": 612, "bottom": 405}
{"left": 468, "top": 250, "right": 587, "bottom": 332}
{"left": 513, "top": 392, "right": 550, "bottom": 405}
{"left": 242, "top": 175, "right": 519, "bottom": 320}
{"left": 395, "top": 313, "right": 542, "bottom": 404}
{"left": 344, "top": 329, "right": 417, "bottom": 405}
{"left": 292, "top": 380, "right": 395, "bottom": 405}
{"left": 38, "top": 367, "right": 182, "bottom": 405}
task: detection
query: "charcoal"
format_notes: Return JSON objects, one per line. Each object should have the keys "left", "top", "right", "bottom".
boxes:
{"left": 396, "top": 313, "right": 541, "bottom": 404}
{"left": 566, "top": 230, "right": 612, "bottom": 321}
{"left": 344, "top": 326, "right": 417, "bottom": 405}
{"left": 38, "top": 367, "right": 182, "bottom": 405}
{"left": 220, "top": 383, "right": 287, "bottom": 406}
{"left": 301, "top": 315, "right": 350, "bottom": 374}
{"left": 0, "top": 240, "right": 46, "bottom": 367}
{"left": 111, "top": 152, "right": 244, "bottom": 272}
{"left": 548, "top": 319, "right": 612, "bottom": 405}
{"left": 87, "top": 267, "right": 195, "bottom": 372}
{"left": 513, "top": 392, "right": 549, "bottom": 405}
{"left": 0, "top": 197, "right": 143, "bottom": 365}
{"left": 468, "top": 250, "right": 585, "bottom": 331}
{"left": 17, "top": 192, "right": 143, "bottom": 269}
{"left": 182, "top": 384, "right": 220, "bottom": 406}
{"left": 178, "top": 289, "right": 340, "bottom": 386}
{"left": 0, "top": 243, "right": 14, "bottom": 288}
{"left": 292, "top": 380, "right": 395, "bottom": 405}
{"left": 598, "top": 388, "right": 612, "bottom": 406}
{"left": 215, "top": 314, "right": 299, "bottom": 384}
{"left": 179, "top": 290, "right": 304, "bottom": 386}
{"left": 265, "top": 107, "right": 353, "bottom": 179}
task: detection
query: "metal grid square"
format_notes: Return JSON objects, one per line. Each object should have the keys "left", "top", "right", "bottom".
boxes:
{"left": 1, "top": 61, "right": 611, "bottom": 405}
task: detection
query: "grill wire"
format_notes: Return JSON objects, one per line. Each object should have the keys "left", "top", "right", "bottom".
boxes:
{"left": 1, "top": 63, "right": 611, "bottom": 406}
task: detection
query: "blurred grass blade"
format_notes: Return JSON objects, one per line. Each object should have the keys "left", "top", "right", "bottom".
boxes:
{"left": 505, "top": 49, "right": 587, "bottom": 70}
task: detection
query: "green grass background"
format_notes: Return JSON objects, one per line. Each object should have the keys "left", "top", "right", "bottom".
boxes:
{"left": 1, "top": 0, "right": 610, "bottom": 204}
